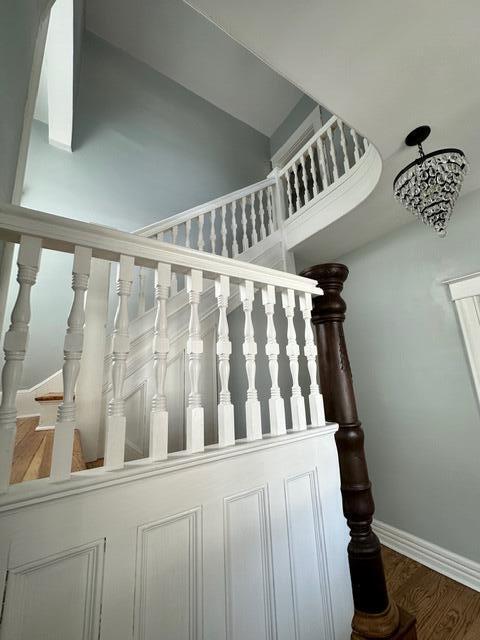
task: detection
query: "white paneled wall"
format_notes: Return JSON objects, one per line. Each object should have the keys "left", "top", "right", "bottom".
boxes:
{"left": 0, "top": 428, "right": 352, "bottom": 640}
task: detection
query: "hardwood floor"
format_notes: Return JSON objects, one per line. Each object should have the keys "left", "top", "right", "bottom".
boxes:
{"left": 10, "top": 416, "right": 86, "bottom": 484}
{"left": 382, "top": 546, "right": 480, "bottom": 639}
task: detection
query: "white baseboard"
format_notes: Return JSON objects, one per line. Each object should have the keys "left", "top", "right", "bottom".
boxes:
{"left": 374, "top": 520, "right": 480, "bottom": 592}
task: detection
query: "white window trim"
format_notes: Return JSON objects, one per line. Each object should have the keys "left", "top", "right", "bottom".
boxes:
{"left": 271, "top": 106, "right": 322, "bottom": 169}
{"left": 447, "top": 271, "right": 480, "bottom": 410}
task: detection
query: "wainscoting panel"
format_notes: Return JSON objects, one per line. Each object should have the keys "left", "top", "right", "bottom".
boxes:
{"left": 0, "top": 540, "right": 105, "bottom": 640}
{"left": 0, "top": 427, "right": 352, "bottom": 640}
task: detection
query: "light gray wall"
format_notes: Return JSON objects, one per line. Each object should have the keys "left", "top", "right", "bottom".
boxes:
{"left": 14, "top": 31, "right": 271, "bottom": 388}
{"left": 324, "top": 188, "right": 480, "bottom": 563}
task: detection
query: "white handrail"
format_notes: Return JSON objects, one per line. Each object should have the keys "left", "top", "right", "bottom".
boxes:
{"left": 136, "top": 176, "right": 276, "bottom": 238}
{"left": 279, "top": 115, "right": 337, "bottom": 177}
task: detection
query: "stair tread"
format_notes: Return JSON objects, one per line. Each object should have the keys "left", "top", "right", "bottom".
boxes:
{"left": 34, "top": 392, "right": 63, "bottom": 402}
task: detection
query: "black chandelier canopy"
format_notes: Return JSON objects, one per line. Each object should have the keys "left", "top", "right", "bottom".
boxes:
{"left": 393, "top": 126, "right": 469, "bottom": 237}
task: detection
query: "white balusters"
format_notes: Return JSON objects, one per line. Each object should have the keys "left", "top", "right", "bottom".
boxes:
{"left": 0, "top": 236, "right": 41, "bottom": 493}
{"left": 221, "top": 204, "right": 228, "bottom": 257}
{"left": 198, "top": 213, "right": 205, "bottom": 251}
{"left": 210, "top": 209, "right": 217, "bottom": 254}
{"left": 104, "top": 255, "right": 134, "bottom": 470}
{"left": 250, "top": 192, "right": 258, "bottom": 244}
{"left": 258, "top": 190, "right": 267, "bottom": 240}
{"left": 149, "top": 263, "right": 171, "bottom": 461}
{"left": 157, "top": 231, "right": 164, "bottom": 242}
{"left": 300, "top": 292, "right": 326, "bottom": 427}
{"left": 316, "top": 136, "right": 329, "bottom": 189}
{"left": 262, "top": 285, "right": 286, "bottom": 436}
{"left": 50, "top": 246, "right": 91, "bottom": 482}
{"left": 185, "top": 219, "right": 192, "bottom": 249}
{"left": 327, "top": 126, "right": 339, "bottom": 181}
{"left": 308, "top": 146, "right": 319, "bottom": 197}
{"left": 215, "top": 275, "right": 235, "bottom": 447}
{"left": 300, "top": 154, "right": 309, "bottom": 205}
{"left": 186, "top": 269, "right": 204, "bottom": 453}
{"left": 231, "top": 201, "right": 239, "bottom": 257}
{"left": 282, "top": 289, "right": 306, "bottom": 431}
{"left": 137, "top": 267, "right": 146, "bottom": 316}
{"left": 351, "top": 127, "right": 361, "bottom": 163}
{"left": 171, "top": 226, "right": 179, "bottom": 293}
{"left": 172, "top": 225, "right": 178, "bottom": 246}
{"left": 293, "top": 161, "right": 301, "bottom": 211}
{"left": 363, "top": 136, "right": 369, "bottom": 153}
{"left": 240, "top": 280, "right": 262, "bottom": 441}
{"left": 267, "top": 186, "right": 275, "bottom": 233}
{"left": 241, "top": 196, "right": 248, "bottom": 251}
{"left": 285, "top": 172, "right": 294, "bottom": 217}
{"left": 338, "top": 119, "right": 350, "bottom": 172}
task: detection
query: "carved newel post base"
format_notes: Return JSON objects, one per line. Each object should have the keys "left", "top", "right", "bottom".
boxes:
{"left": 300, "top": 264, "right": 417, "bottom": 640}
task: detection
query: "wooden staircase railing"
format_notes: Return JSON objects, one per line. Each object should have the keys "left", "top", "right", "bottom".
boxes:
{"left": 301, "top": 263, "right": 417, "bottom": 640}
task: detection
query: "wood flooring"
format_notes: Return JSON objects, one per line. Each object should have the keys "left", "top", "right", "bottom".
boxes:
{"left": 382, "top": 546, "right": 480, "bottom": 640}
{"left": 10, "top": 415, "right": 86, "bottom": 484}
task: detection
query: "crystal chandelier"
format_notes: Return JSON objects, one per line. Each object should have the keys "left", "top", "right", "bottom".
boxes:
{"left": 393, "top": 126, "right": 469, "bottom": 236}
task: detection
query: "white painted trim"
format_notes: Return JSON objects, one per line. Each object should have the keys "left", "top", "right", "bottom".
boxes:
{"left": 447, "top": 271, "right": 480, "bottom": 301}
{"left": 374, "top": 520, "right": 480, "bottom": 592}
{"left": 271, "top": 106, "right": 322, "bottom": 169}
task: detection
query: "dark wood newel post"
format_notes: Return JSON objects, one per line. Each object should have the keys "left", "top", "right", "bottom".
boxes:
{"left": 300, "top": 263, "right": 417, "bottom": 640}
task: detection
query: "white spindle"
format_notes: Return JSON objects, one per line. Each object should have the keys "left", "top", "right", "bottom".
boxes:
{"left": 363, "top": 136, "right": 369, "bottom": 153}
{"left": 171, "top": 271, "right": 178, "bottom": 296}
{"left": 185, "top": 219, "right": 192, "bottom": 249}
{"left": 221, "top": 204, "right": 228, "bottom": 257}
{"left": 285, "top": 172, "right": 294, "bottom": 217}
{"left": 250, "top": 192, "right": 258, "bottom": 244}
{"left": 0, "top": 236, "right": 41, "bottom": 492}
{"left": 231, "top": 201, "right": 239, "bottom": 257}
{"left": 50, "top": 246, "right": 91, "bottom": 482}
{"left": 104, "top": 255, "right": 134, "bottom": 470}
{"left": 316, "top": 136, "right": 329, "bottom": 189}
{"left": 267, "top": 186, "right": 275, "bottom": 233}
{"left": 327, "top": 126, "right": 339, "bottom": 181}
{"left": 198, "top": 213, "right": 205, "bottom": 251}
{"left": 308, "top": 146, "right": 319, "bottom": 197}
{"left": 186, "top": 269, "right": 204, "bottom": 452}
{"left": 215, "top": 275, "right": 235, "bottom": 447}
{"left": 157, "top": 231, "right": 164, "bottom": 242}
{"left": 338, "top": 119, "right": 350, "bottom": 171}
{"left": 351, "top": 127, "right": 361, "bottom": 163}
{"left": 262, "top": 285, "right": 286, "bottom": 436}
{"left": 149, "top": 262, "right": 171, "bottom": 461}
{"left": 210, "top": 209, "right": 217, "bottom": 254}
{"left": 258, "top": 190, "right": 267, "bottom": 240}
{"left": 300, "top": 293, "right": 326, "bottom": 427}
{"left": 293, "top": 161, "right": 301, "bottom": 211}
{"left": 241, "top": 196, "right": 248, "bottom": 251}
{"left": 172, "top": 225, "right": 178, "bottom": 246}
{"left": 137, "top": 267, "right": 146, "bottom": 316}
{"left": 300, "top": 153, "right": 309, "bottom": 205}
{"left": 240, "top": 280, "right": 262, "bottom": 441}
{"left": 282, "top": 289, "right": 306, "bottom": 431}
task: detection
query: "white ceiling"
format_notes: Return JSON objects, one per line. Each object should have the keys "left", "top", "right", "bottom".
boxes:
{"left": 85, "top": 0, "right": 303, "bottom": 137}
{"left": 181, "top": 0, "right": 480, "bottom": 262}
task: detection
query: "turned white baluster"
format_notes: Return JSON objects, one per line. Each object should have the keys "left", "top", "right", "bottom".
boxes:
{"left": 185, "top": 219, "right": 192, "bottom": 249}
{"left": 300, "top": 153, "right": 309, "bottom": 205}
{"left": 241, "top": 196, "right": 248, "bottom": 251}
{"left": 363, "top": 136, "right": 369, "bottom": 153}
{"left": 157, "top": 231, "right": 164, "bottom": 242}
{"left": 240, "top": 280, "right": 262, "bottom": 440}
{"left": 171, "top": 271, "right": 178, "bottom": 296}
{"left": 258, "top": 190, "right": 267, "bottom": 240}
{"left": 351, "top": 127, "right": 361, "bottom": 163}
{"left": 198, "top": 213, "right": 205, "bottom": 251}
{"left": 172, "top": 225, "right": 178, "bottom": 246}
{"left": 149, "top": 262, "right": 171, "bottom": 461}
{"left": 262, "top": 285, "right": 286, "bottom": 436}
{"left": 285, "top": 172, "right": 294, "bottom": 217}
{"left": 282, "top": 289, "right": 307, "bottom": 431}
{"left": 293, "top": 161, "right": 301, "bottom": 211}
{"left": 0, "top": 236, "right": 41, "bottom": 493}
{"left": 186, "top": 269, "right": 204, "bottom": 452}
{"left": 308, "top": 146, "right": 319, "bottom": 197}
{"left": 250, "top": 192, "right": 258, "bottom": 244}
{"left": 316, "top": 136, "right": 329, "bottom": 188}
{"left": 231, "top": 201, "right": 239, "bottom": 257}
{"left": 50, "top": 246, "right": 91, "bottom": 482}
{"left": 338, "top": 119, "right": 350, "bottom": 172}
{"left": 221, "top": 204, "right": 228, "bottom": 257}
{"left": 215, "top": 275, "right": 235, "bottom": 447}
{"left": 267, "top": 186, "right": 275, "bottom": 233}
{"left": 300, "top": 292, "right": 326, "bottom": 427}
{"left": 104, "top": 255, "right": 134, "bottom": 470}
{"left": 210, "top": 209, "right": 217, "bottom": 254}
{"left": 327, "top": 126, "right": 339, "bottom": 181}
{"left": 137, "top": 267, "right": 146, "bottom": 316}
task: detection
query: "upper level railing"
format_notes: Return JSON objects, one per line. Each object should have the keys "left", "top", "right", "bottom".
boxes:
{"left": 0, "top": 202, "right": 325, "bottom": 495}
